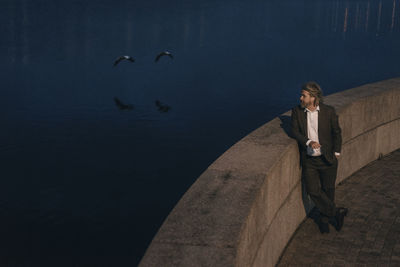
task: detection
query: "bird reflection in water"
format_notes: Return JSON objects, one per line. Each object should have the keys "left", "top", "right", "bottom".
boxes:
{"left": 155, "top": 100, "right": 171, "bottom": 113}
{"left": 114, "top": 97, "right": 134, "bottom": 110}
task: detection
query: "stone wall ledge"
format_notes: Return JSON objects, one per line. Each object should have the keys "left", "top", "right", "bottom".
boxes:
{"left": 139, "top": 77, "right": 400, "bottom": 267}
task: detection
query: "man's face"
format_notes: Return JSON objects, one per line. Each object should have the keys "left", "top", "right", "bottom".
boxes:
{"left": 300, "top": 90, "right": 315, "bottom": 108}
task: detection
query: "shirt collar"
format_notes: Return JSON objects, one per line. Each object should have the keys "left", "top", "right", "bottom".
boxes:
{"left": 304, "top": 105, "right": 320, "bottom": 113}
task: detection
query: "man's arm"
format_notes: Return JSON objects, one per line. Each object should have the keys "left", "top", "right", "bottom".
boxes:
{"left": 290, "top": 107, "right": 308, "bottom": 149}
{"left": 331, "top": 107, "right": 342, "bottom": 154}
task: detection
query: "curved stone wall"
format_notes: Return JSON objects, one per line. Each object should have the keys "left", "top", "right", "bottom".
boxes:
{"left": 139, "top": 78, "right": 400, "bottom": 267}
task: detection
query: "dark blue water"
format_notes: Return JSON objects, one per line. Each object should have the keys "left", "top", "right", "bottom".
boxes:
{"left": 2, "top": 0, "right": 400, "bottom": 265}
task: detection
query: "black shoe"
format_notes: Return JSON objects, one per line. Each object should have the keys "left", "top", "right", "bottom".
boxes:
{"left": 333, "top": 209, "right": 346, "bottom": 231}
{"left": 337, "top": 207, "right": 349, "bottom": 217}
{"left": 329, "top": 208, "right": 348, "bottom": 231}
{"left": 318, "top": 221, "right": 330, "bottom": 234}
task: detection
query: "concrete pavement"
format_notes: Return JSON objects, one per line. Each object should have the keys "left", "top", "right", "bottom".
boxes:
{"left": 277, "top": 149, "right": 400, "bottom": 266}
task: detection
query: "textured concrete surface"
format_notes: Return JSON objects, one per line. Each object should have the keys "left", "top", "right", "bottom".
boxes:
{"left": 327, "top": 79, "right": 400, "bottom": 184}
{"left": 277, "top": 149, "right": 400, "bottom": 266}
{"left": 139, "top": 78, "right": 400, "bottom": 267}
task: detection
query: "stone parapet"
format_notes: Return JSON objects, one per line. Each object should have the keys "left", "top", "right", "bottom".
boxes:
{"left": 139, "top": 78, "right": 400, "bottom": 267}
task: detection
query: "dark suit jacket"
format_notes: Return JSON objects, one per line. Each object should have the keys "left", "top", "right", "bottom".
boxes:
{"left": 290, "top": 103, "right": 342, "bottom": 165}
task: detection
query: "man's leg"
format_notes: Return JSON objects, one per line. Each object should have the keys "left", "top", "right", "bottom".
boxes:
{"left": 319, "top": 161, "right": 338, "bottom": 203}
{"left": 302, "top": 158, "right": 336, "bottom": 218}
{"left": 319, "top": 160, "right": 347, "bottom": 231}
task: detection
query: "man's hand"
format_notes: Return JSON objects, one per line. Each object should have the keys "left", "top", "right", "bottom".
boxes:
{"left": 309, "top": 141, "right": 321, "bottom": 149}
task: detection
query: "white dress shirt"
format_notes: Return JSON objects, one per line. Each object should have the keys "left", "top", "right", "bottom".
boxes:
{"left": 304, "top": 105, "right": 341, "bottom": 157}
{"left": 304, "top": 106, "right": 321, "bottom": 156}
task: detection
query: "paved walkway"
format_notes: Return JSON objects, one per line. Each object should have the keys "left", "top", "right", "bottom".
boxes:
{"left": 277, "top": 149, "right": 400, "bottom": 266}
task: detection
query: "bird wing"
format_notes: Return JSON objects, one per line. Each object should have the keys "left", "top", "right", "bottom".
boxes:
{"left": 114, "top": 55, "right": 135, "bottom": 66}
{"left": 155, "top": 54, "right": 162, "bottom": 62}
{"left": 114, "top": 56, "right": 124, "bottom": 66}
{"left": 155, "top": 51, "right": 173, "bottom": 62}
{"left": 114, "top": 97, "right": 124, "bottom": 107}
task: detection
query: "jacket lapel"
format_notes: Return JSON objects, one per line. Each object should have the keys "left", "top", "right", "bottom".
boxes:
{"left": 318, "top": 104, "right": 325, "bottom": 156}
{"left": 301, "top": 107, "right": 307, "bottom": 135}
{"left": 318, "top": 104, "right": 322, "bottom": 138}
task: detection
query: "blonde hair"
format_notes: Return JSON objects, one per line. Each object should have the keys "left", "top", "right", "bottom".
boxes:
{"left": 302, "top": 81, "right": 324, "bottom": 106}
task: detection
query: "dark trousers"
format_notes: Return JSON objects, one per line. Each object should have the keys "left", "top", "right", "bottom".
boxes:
{"left": 302, "top": 155, "right": 338, "bottom": 218}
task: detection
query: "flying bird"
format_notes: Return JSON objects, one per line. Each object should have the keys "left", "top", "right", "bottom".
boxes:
{"left": 155, "top": 51, "right": 173, "bottom": 62}
{"left": 114, "top": 55, "right": 135, "bottom": 66}
{"left": 114, "top": 97, "right": 134, "bottom": 110}
{"left": 155, "top": 100, "right": 171, "bottom": 113}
